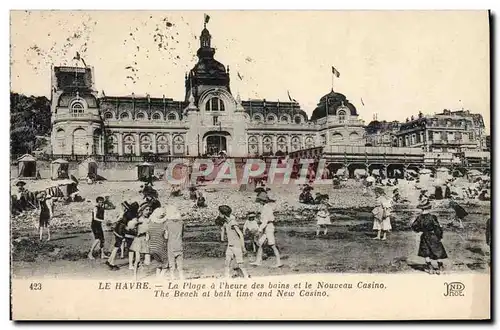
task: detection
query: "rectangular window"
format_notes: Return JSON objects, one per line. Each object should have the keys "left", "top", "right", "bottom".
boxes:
{"left": 213, "top": 116, "right": 219, "bottom": 126}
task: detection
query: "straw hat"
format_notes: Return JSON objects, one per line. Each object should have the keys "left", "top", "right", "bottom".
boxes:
{"left": 150, "top": 207, "right": 167, "bottom": 224}
{"left": 247, "top": 211, "right": 257, "bottom": 218}
{"left": 15, "top": 181, "right": 26, "bottom": 187}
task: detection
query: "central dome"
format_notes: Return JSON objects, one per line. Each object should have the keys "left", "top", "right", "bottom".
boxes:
{"left": 310, "top": 89, "right": 357, "bottom": 121}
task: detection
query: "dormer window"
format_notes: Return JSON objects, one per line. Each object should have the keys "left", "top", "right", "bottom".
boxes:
{"left": 167, "top": 112, "right": 177, "bottom": 121}
{"left": 71, "top": 101, "right": 85, "bottom": 117}
{"left": 338, "top": 110, "right": 346, "bottom": 123}
{"left": 205, "top": 97, "right": 225, "bottom": 111}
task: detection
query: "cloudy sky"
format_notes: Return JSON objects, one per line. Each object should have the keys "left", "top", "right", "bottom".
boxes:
{"left": 10, "top": 11, "right": 489, "bottom": 130}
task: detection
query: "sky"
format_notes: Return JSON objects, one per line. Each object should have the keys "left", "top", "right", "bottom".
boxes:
{"left": 10, "top": 10, "right": 490, "bottom": 131}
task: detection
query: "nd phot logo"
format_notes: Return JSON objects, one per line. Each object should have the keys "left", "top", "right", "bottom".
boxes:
{"left": 444, "top": 282, "right": 465, "bottom": 297}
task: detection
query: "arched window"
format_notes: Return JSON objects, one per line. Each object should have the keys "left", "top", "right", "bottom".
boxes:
{"left": 136, "top": 112, "right": 146, "bottom": 120}
{"left": 157, "top": 135, "right": 169, "bottom": 154}
{"left": 167, "top": 112, "right": 177, "bottom": 121}
{"left": 248, "top": 136, "right": 259, "bottom": 155}
{"left": 253, "top": 114, "right": 263, "bottom": 122}
{"left": 120, "top": 112, "right": 130, "bottom": 120}
{"left": 205, "top": 97, "right": 225, "bottom": 111}
{"left": 140, "top": 135, "right": 152, "bottom": 154}
{"left": 123, "top": 134, "right": 135, "bottom": 155}
{"left": 291, "top": 136, "right": 301, "bottom": 151}
{"left": 267, "top": 114, "right": 277, "bottom": 123}
{"left": 263, "top": 136, "right": 273, "bottom": 154}
{"left": 338, "top": 110, "right": 346, "bottom": 123}
{"left": 71, "top": 101, "right": 85, "bottom": 116}
{"left": 294, "top": 115, "right": 302, "bottom": 124}
{"left": 152, "top": 113, "right": 162, "bottom": 120}
{"left": 104, "top": 112, "right": 113, "bottom": 120}
{"left": 280, "top": 115, "right": 289, "bottom": 123}
{"left": 277, "top": 136, "right": 287, "bottom": 152}
{"left": 305, "top": 136, "right": 315, "bottom": 148}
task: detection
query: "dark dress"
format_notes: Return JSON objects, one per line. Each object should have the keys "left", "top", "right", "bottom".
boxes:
{"left": 449, "top": 200, "right": 468, "bottom": 219}
{"left": 39, "top": 199, "right": 50, "bottom": 227}
{"left": 91, "top": 205, "right": 105, "bottom": 245}
{"left": 412, "top": 213, "right": 448, "bottom": 260}
{"left": 434, "top": 186, "right": 443, "bottom": 200}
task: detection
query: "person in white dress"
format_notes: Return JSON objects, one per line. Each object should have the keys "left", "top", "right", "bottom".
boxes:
{"left": 315, "top": 198, "right": 331, "bottom": 236}
{"left": 372, "top": 187, "right": 392, "bottom": 240}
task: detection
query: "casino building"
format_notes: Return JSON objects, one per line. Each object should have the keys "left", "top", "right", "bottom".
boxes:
{"left": 50, "top": 21, "right": 366, "bottom": 158}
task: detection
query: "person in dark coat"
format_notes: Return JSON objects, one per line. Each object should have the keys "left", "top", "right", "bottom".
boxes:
{"left": 411, "top": 199, "right": 448, "bottom": 275}
{"left": 448, "top": 198, "right": 467, "bottom": 229}
{"left": 434, "top": 185, "right": 443, "bottom": 200}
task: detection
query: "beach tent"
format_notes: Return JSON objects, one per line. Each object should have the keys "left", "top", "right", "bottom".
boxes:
{"left": 419, "top": 168, "right": 432, "bottom": 175}
{"left": 137, "top": 162, "right": 154, "bottom": 182}
{"left": 17, "top": 154, "right": 37, "bottom": 179}
{"left": 51, "top": 159, "right": 70, "bottom": 180}
{"left": 354, "top": 168, "right": 367, "bottom": 178}
{"left": 435, "top": 167, "right": 451, "bottom": 181}
{"left": 78, "top": 157, "right": 98, "bottom": 180}
{"left": 467, "top": 169, "right": 482, "bottom": 177}
{"left": 336, "top": 168, "right": 347, "bottom": 176}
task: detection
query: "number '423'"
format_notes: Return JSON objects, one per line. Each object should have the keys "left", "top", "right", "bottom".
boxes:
{"left": 29, "top": 283, "right": 42, "bottom": 290}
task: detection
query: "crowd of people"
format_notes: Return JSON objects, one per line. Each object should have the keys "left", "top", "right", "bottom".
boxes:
{"left": 12, "top": 163, "right": 491, "bottom": 279}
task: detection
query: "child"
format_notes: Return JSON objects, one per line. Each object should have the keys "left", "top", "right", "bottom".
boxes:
{"left": 219, "top": 205, "right": 249, "bottom": 278}
{"left": 88, "top": 196, "right": 106, "bottom": 259}
{"left": 37, "top": 191, "right": 53, "bottom": 241}
{"left": 372, "top": 187, "right": 392, "bottom": 240}
{"left": 165, "top": 204, "right": 185, "bottom": 280}
{"left": 243, "top": 211, "right": 259, "bottom": 253}
{"left": 130, "top": 205, "right": 152, "bottom": 270}
{"left": 411, "top": 200, "right": 448, "bottom": 275}
{"left": 147, "top": 207, "right": 169, "bottom": 278}
{"left": 316, "top": 198, "right": 331, "bottom": 237}
{"left": 106, "top": 202, "right": 139, "bottom": 270}
{"left": 251, "top": 196, "right": 283, "bottom": 268}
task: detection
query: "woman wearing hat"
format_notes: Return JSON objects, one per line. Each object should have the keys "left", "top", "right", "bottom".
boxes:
{"left": 411, "top": 200, "right": 448, "bottom": 275}
{"left": 372, "top": 187, "right": 392, "bottom": 241}
{"left": 37, "top": 191, "right": 53, "bottom": 241}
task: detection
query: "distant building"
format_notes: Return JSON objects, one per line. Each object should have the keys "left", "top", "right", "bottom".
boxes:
{"left": 395, "top": 109, "right": 486, "bottom": 153}
{"left": 364, "top": 120, "right": 400, "bottom": 147}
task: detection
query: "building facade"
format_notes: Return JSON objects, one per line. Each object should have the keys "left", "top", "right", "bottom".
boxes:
{"left": 395, "top": 109, "right": 486, "bottom": 153}
{"left": 50, "top": 22, "right": 366, "bottom": 158}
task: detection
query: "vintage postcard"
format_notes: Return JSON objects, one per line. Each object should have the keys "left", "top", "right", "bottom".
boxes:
{"left": 9, "top": 10, "right": 491, "bottom": 320}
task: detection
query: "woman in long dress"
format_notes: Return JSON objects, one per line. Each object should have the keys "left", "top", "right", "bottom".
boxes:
{"left": 411, "top": 200, "right": 448, "bottom": 275}
{"left": 372, "top": 188, "right": 392, "bottom": 240}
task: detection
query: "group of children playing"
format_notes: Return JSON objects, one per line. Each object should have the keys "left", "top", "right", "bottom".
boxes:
{"left": 88, "top": 193, "right": 185, "bottom": 280}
